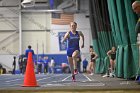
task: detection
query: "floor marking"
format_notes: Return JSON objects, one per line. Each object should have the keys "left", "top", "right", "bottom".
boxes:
{"left": 37, "top": 74, "right": 63, "bottom": 81}
{"left": 82, "top": 74, "right": 105, "bottom": 86}
{"left": 62, "top": 75, "right": 71, "bottom": 81}
{"left": 0, "top": 83, "right": 21, "bottom": 87}
{"left": 5, "top": 79, "right": 22, "bottom": 83}
{"left": 37, "top": 77, "right": 48, "bottom": 81}
{"left": 83, "top": 74, "right": 92, "bottom": 81}
{"left": 41, "top": 74, "right": 70, "bottom": 86}
{"left": 42, "top": 74, "right": 73, "bottom": 87}
{"left": 46, "top": 84, "right": 65, "bottom": 86}
{"left": 3, "top": 74, "right": 105, "bottom": 87}
{"left": 79, "top": 83, "right": 105, "bottom": 86}
{"left": 7, "top": 84, "right": 21, "bottom": 86}
{"left": 0, "top": 75, "right": 23, "bottom": 81}
{"left": 120, "top": 81, "right": 130, "bottom": 85}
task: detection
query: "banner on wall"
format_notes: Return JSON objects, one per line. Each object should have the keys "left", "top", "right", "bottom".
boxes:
{"left": 58, "top": 32, "right": 67, "bottom": 51}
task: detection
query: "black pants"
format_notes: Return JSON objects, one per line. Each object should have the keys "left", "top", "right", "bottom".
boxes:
{"left": 38, "top": 64, "right": 42, "bottom": 73}
{"left": 12, "top": 67, "right": 16, "bottom": 74}
{"left": 135, "top": 21, "right": 140, "bottom": 35}
{"left": 44, "top": 65, "right": 48, "bottom": 73}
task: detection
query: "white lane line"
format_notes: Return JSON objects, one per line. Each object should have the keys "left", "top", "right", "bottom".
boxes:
{"left": 5, "top": 79, "right": 22, "bottom": 83}
{"left": 8, "top": 84, "right": 21, "bottom": 86}
{"left": 120, "top": 81, "right": 130, "bottom": 85}
{"left": 40, "top": 74, "right": 69, "bottom": 85}
{"left": 4, "top": 74, "right": 64, "bottom": 87}
{"left": 62, "top": 75, "right": 71, "bottom": 81}
{"left": 5, "top": 74, "right": 63, "bottom": 83}
{"left": 97, "top": 81, "right": 105, "bottom": 86}
{"left": 79, "top": 83, "right": 105, "bottom": 86}
{"left": 42, "top": 74, "right": 72, "bottom": 87}
{"left": 83, "top": 74, "right": 105, "bottom": 86}
{"left": 37, "top": 74, "right": 63, "bottom": 81}
{"left": 46, "top": 84, "right": 65, "bottom": 86}
{"left": 37, "top": 77, "right": 49, "bottom": 81}
{"left": 83, "top": 74, "right": 92, "bottom": 81}
{"left": 62, "top": 74, "right": 93, "bottom": 82}
{"left": 0, "top": 83, "right": 21, "bottom": 87}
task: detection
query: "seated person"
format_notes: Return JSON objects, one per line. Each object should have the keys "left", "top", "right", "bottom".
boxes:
{"left": 61, "top": 63, "right": 70, "bottom": 73}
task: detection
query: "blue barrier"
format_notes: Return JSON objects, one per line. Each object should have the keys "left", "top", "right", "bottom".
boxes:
{"left": 34, "top": 54, "right": 68, "bottom": 66}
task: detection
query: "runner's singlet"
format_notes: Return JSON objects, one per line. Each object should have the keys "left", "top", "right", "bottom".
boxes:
{"left": 67, "top": 31, "right": 80, "bottom": 57}
{"left": 110, "top": 51, "right": 116, "bottom": 60}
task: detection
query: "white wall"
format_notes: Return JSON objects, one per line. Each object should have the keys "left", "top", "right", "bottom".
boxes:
{"left": 0, "top": 32, "right": 19, "bottom": 54}
{"left": 0, "top": 55, "right": 17, "bottom": 71}
{"left": 21, "top": 13, "right": 51, "bottom": 54}
{"left": 22, "top": 31, "right": 50, "bottom": 54}
{"left": 22, "top": 12, "right": 51, "bottom": 30}
{"left": 0, "top": 7, "right": 19, "bottom": 30}
{"left": 0, "top": 7, "right": 19, "bottom": 55}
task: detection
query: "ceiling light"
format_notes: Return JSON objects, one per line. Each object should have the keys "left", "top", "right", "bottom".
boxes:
{"left": 21, "top": 0, "right": 35, "bottom": 8}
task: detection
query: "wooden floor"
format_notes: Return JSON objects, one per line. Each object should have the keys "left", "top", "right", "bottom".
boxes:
{"left": 0, "top": 73, "right": 139, "bottom": 93}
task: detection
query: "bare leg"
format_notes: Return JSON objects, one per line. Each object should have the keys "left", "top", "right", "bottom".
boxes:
{"left": 67, "top": 57, "right": 76, "bottom": 81}
{"left": 109, "top": 59, "right": 116, "bottom": 77}
{"left": 112, "top": 60, "right": 116, "bottom": 73}
{"left": 93, "top": 62, "right": 95, "bottom": 73}
{"left": 110, "top": 59, "right": 114, "bottom": 73}
{"left": 88, "top": 62, "right": 93, "bottom": 75}
{"left": 72, "top": 50, "right": 79, "bottom": 70}
{"left": 67, "top": 57, "right": 74, "bottom": 74}
{"left": 90, "top": 62, "right": 94, "bottom": 73}
{"left": 68, "top": 50, "right": 79, "bottom": 82}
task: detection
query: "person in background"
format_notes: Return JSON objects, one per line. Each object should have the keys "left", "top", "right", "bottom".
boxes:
{"left": 25, "top": 45, "right": 35, "bottom": 73}
{"left": 61, "top": 22, "right": 84, "bottom": 82}
{"left": 41, "top": 57, "right": 45, "bottom": 74}
{"left": 132, "top": 0, "right": 140, "bottom": 82}
{"left": 44, "top": 56, "right": 49, "bottom": 74}
{"left": 50, "top": 57, "right": 55, "bottom": 74}
{"left": 107, "top": 46, "right": 116, "bottom": 77}
{"left": 22, "top": 56, "right": 27, "bottom": 74}
{"left": 25, "top": 45, "right": 34, "bottom": 58}
{"left": 18, "top": 55, "right": 23, "bottom": 74}
{"left": 12, "top": 56, "right": 16, "bottom": 75}
{"left": 87, "top": 45, "right": 98, "bottom": 75}
{"left": 82, "top": 58, "right": 88, "bottom": 73}
{"left": 37, "top": 56, "right": 43, "bottom": 74}
{"left": 0, "top": 63, "right": 3, "bottom": 74}
{"left": 132, "top": 1, "right": 140, "bottom": 36}
{"left": 62, "top": 63, "right": 70, "bottom": 73}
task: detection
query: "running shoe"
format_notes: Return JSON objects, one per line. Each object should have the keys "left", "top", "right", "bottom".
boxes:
{"left": 74, "top": 69, "right": 78, "bottom": 75}
{"left": 89, "top": 73, "right": 94, "bottom": 75}
{"left": 109, "top": 73, "right": 115, "bottom": 78}
{"left": 72, "top": 75, "right": 76, "bottom": 82}
{"left": 102, "top": 73, "right": 109, "bottom": 77}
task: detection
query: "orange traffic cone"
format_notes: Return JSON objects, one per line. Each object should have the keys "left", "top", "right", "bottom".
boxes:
{"left": 22, "top": 52, "right": 39, "bottom": 87}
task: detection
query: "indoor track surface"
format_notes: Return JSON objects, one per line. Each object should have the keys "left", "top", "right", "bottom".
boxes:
{"left": 0, "top": 73, "right": 139, "bottom": 93}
